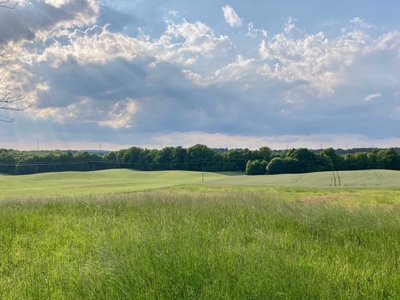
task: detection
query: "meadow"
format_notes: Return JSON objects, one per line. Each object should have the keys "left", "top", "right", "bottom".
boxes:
{"left": 0, "top": 170, "right": 230, "bottom": 199}
{"left": 1, "top": 170, "right": 400, "bottom": 299}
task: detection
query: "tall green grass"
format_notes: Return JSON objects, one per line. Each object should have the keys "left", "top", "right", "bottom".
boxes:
{"left": 1, "top": 191, "right": 400, "bottom": 299}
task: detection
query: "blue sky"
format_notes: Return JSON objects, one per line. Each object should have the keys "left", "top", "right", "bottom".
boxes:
{"left": 1, "top": 0, "right": 400, "bottom": 150}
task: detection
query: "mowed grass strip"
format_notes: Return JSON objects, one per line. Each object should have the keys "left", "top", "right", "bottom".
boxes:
{"left": 1, "top": 191, "right": 400, "bottom": 299}
{"left": 0, "top": 169, "right": 230, "bottom": 199}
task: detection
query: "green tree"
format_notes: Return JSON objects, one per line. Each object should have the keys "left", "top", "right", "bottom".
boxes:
{"left": 267, "top": 157, "right": 299, "bottom": 175}
{"left": 320, "top": 148, "right": 344, "bottom": 170}
{"left": 170, "top": 146, "right": 186, "bottom": 170}
{"left": 288, "top": 148, "right": 320, "bottom": 173}
{"left": 186, "top": 144, "right": 216, "bottom": 171}
{"left": 256, "top": 146, "right": 272, "bottom": 162}
{"left": 367, "top": 149, "right": 380, "bottom": 169}
{"left": 377, "top": 148, "right": 400, "bottom": 170}
{"left": 246, "top": 160, "right": 267, "bottom": 175}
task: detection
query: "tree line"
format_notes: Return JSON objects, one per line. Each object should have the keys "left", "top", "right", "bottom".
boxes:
{"left": 246, "top": 147, "right": 400, "bottom": 175}
{"left": 0, "top": 145, "right": 399, "bottom": 175}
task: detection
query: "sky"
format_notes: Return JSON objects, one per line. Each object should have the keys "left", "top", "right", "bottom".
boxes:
{"left": 1, "top": 0, "right": 400, "bottom": 151}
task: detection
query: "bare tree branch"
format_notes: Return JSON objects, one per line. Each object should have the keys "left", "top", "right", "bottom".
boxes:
{"left": 0, "top": 1, "right": 18, "bottom": 9}
{"left": 0, "top": 1, "right": 28, "bottom": 122}
{"left": 0, "top": 36, "right": 12, "bottom": 59}
{"left": 0, "top": 87, "right": 30, "bottom": 122}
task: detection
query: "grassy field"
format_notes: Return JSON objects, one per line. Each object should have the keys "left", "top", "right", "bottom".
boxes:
{"left": 207, "top": 169, "right": 400, "bottom": 188}
{"left": 0, "top": 169, "right": 232, "bottom": 199}
{"left": 1, "top": 169, "right": 400, "bottom": 200}
{"left": 1, "top": 170, "right": 400, "bottom": 299}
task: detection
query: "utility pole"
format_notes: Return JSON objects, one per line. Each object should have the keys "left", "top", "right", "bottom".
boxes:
{"left": 93, "top": 161, "right": 95, "bottom": 173}
{"left": 202, "top": 147, "right": 204, "bottom": 181}
{"left": 37, "top": 140, "right": 39, "bottom": 151}
{"left": 202, "top": 161, "right": 204, "bottom": 181}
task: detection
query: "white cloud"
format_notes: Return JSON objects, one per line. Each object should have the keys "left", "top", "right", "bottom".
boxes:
{"left": 43, "top": 0, "right": 69, "bottom": 8}
{"left": 99, "top": 99, "right": 137, "bottom": 129}
{"left": 222, "top": 5, "right": 242, "bottom": 27}
{"left": 246, "top": 22, "right": 267, "bottom": 38}
{"left": 162, "top": 19, "right": 230, "bottom": 55}
{"left": 182, "top": 70, "right": 208, "bottom": 86}
{"left": 37, "top": 19, "right": 230, "bottom": 67}
{"left": 213, "top": 55, "right": 256, "bottom": 83}
{"left": 5, "top": 3, "right": 400, "bottom": 149}
{"left": 258, "top": 30, "right": 368, "bottom": 94}
{"left": 38, "top": 25, "right": 150, "bottom": 66}
{"left": 33, "top": 97, "right": 137, "bottom": 129}
{"left": 350, "top": 17, "right": 376, "bottom": 29}
{"left": 364, "top": 31, "right": 400, "bottom": 56}
{"left": 168, "top": 10, "right": 179, "bottom": 17}
{"left": 364, "top": 93, "right": 382, "bottom": 101}
{"left": 284, "top": 16, "right": 297, "bottom": 34}
{"left": 183, "top": 55, "right": 257, "bottom": 86}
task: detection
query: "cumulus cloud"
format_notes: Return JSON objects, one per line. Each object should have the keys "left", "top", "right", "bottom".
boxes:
{"left": 222, "top": 5, "right": 242, "bottom": 27}
{"left": 34, "top": 97, "right": 137, "bottom": 129}
{"left": 37, "top": 19, "right": 230, "bottom": 67}
{"left": 162, "top": 19, "right": 230, "bottom": 55}
{"left": 99, "top": 99, "right": 137, "bottom": 128}
{"left": 258, "top": 30, "right": 367, "bottom": 94}
{"left": 38, "top": 25, "right": 151, "bottom": 66}
{"left": 4, "top": 1, "right": 400, "bottom": 150}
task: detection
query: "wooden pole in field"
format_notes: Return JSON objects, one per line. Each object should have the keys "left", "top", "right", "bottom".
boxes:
{"left": 202, "top": 161, "right": 204, "bottom": 181}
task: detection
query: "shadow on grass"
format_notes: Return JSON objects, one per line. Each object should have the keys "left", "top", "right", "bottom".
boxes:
{"left": 212, "top": 171, "right": 245, "bottom": 176}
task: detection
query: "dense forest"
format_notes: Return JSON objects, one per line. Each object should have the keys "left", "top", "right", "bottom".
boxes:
{"left": 0, "top": 145, "right": 399, "bottom": 175}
